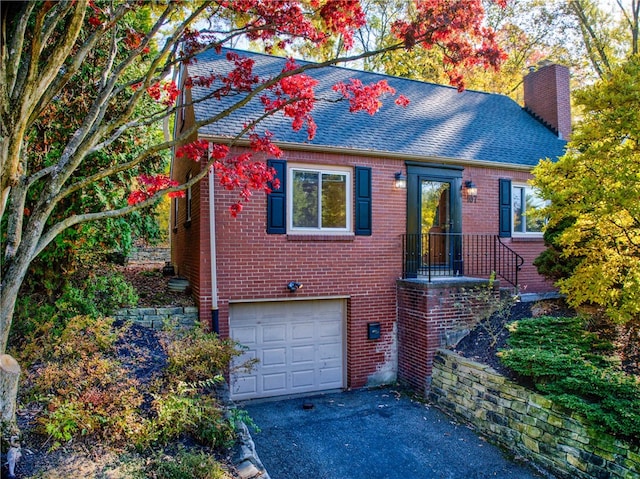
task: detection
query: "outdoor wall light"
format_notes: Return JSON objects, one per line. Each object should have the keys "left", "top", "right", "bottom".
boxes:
{"left": 394, "top": 172, "right": 407, "bottom": 189}
{"left": 464, "top": 180, "right": 478, "bottom": 203}
{"left": 287, "top": 281, "right": 303, "bottom": 292}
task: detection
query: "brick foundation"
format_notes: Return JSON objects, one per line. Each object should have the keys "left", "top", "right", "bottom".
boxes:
{"left": 397, "top": 278, "right": 498, "bottom": 395}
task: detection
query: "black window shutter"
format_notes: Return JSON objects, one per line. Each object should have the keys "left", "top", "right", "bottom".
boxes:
{"left": 355, "top": 166, "right": 372, "bottom": 236}
{"left": 267, "top": 159, "right": 286, "bottom": 234}
{"left": 499, "top": 178, "right": 512, "bottom": 237}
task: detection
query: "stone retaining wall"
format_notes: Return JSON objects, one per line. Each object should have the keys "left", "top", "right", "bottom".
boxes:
{"left": 114, "top": 306, "right": 198, "bottom": 329}
{"left": 430, "top": 349, "right": 640, "bottom": 479}
{"left": 127, "top": 246, "right": 170, "bottom": 265}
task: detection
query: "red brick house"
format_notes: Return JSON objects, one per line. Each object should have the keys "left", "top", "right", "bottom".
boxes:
{"left": 171, "top": 49, "right": 570, "bottom": 399}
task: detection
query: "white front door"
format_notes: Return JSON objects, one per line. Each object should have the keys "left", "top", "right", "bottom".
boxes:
{"left": 229, "top": 299, "right": 345, "bottom": 400}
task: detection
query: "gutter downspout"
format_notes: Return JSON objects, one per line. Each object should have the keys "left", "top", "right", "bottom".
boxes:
{"left": 208, "top": 167, "right": 219, "bottom": 333}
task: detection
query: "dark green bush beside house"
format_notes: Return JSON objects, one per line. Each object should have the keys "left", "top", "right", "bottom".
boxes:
{"left": 499, "top": 316, "right": 640, "bottom": 443}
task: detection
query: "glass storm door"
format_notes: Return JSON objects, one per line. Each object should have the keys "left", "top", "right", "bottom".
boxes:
{"left": 421, "top": 180, "right": 451, "bottom": 268}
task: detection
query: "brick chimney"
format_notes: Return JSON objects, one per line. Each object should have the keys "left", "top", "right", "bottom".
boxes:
{"left": 523, "top": 63, "right": 571, "bottom": 140}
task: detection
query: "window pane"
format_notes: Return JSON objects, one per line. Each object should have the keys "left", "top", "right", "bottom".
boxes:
{"left": 292, "top": 171, "right": 319, "bottom": 228}
{"left": 525, "top": 189, "right": 546, "bottom": 232}
{"left": 321, "top": 173, "right": 347, "bottom": 228}
{"left": 513, "top": 187, "right": 524, "bottom": 233}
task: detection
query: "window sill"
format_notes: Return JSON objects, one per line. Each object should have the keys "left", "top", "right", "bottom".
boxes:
{"left": 510, "top": 235, "right": 544, "bottom": 242}
{"left": 287, "top": 233, "right": 355, "bottom": 242}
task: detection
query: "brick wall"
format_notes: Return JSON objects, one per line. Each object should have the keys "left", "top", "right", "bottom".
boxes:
{"left": 523, "top": 63, "right": 572, "bottom": 140}
{"left": 462, "top": 165, "right": 555, "bottom": 293}
{"left": 431, "top": 350, "right": 640, "bottom": 479}
{"left": 171, "top": 157, "right": 212, "bottom": 327}
{"left": 397, "top": 278, "right": 498, "bottom": 394}
{"left": 173, "top": 144, "right": 558, "bottom": 388}
{"left": 213, "top": 149, "right": 405, "bottom": 388}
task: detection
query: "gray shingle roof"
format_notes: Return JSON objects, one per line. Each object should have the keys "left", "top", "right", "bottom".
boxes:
{"left": 189, "top": 48, "right": 566, "bottom": 168}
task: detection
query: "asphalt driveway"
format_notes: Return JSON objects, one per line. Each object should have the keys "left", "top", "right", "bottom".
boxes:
{"left": 241, "top": 387, "right": 552, "bottom": 479}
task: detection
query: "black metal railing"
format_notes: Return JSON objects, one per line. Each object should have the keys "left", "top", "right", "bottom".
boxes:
{"left": 402, "top": 233, "right": 524, "bottom": 288}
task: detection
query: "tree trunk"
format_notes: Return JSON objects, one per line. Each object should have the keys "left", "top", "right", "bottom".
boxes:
{"left": 0, "top": 354, "right": 20, "bottom": 427}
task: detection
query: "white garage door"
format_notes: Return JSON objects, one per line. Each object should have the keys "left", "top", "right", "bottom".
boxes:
{"left": 229, "top": 299, "right": 345, "bottom": 400}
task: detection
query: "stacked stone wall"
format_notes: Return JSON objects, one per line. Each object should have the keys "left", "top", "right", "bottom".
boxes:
{"left": 114, "top": 306, "right": 198, "bottom": 329}
{"left": 430, "top": 349, "right": 639, "bottom": 479}
{"left": 127, "top": 247, "right": 171, "bottom": 265}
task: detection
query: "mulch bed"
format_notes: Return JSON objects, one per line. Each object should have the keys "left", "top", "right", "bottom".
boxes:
{"left": 452, "top": 298, "right": 576, "bottom": 378}
{"left": 118, "top": 263, "right": 196, "bottom": 308}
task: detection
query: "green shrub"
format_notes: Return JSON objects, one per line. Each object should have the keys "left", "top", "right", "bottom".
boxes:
{"left": 500, "top": 316, "right": 640, "bottom": 441}
{"left": 55, "top": 269, "right": 138, "bottom": 318}
{"left": 10, "top": 268, "right": 137, "bottom": 359}
{"left": 147, "top": 449, "right": 227, "bottom": 479}
{"left": 163, "top": 326, "right": 249, "bottom": 383}
{"left": 146, "top": 381, "right": 235, "bottom": 450}
{"left": 17, "top": 316, "right": 144, "bottom": 448}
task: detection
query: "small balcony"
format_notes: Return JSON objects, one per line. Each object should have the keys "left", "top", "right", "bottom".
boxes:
{"left": 402, "top": 233, "right": 524, "bottom": 289}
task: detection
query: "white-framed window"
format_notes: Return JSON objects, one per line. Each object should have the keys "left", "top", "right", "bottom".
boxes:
{"left": 287, "top": 165, "right": 352, "bottom": 233}
{"left": 512, "top": 184, "right": 547, "bottom": 235}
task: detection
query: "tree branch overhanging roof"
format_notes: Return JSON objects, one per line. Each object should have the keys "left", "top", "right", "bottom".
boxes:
{"left": 189, "top": 48, "right": 567, "bottom": 168}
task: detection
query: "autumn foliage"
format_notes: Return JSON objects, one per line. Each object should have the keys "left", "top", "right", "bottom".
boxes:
{"left": 122, "top": 1, "right": 506, "bottom": 215}
{"left": 0, "top": 0, "right": 507, "bottom": 357}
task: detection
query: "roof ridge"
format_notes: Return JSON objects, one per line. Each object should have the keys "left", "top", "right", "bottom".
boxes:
{"left": 213, "top": 47, "right": 503, "bottom": 98}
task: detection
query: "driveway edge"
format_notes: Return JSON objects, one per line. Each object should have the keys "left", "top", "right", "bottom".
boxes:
{"left": 220, "top": 382, "right": 271, "bottom": 479}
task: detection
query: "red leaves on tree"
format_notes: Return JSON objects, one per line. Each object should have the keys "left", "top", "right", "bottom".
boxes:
{"left": 127, "top": 174, "right": 182, "bottom": 206}
{"left": 88, "top": 16, "right": 102, "bottom": 27}
{"left": 229, "top": 0, "right": 324, "bottom": 49}
{"left": 87, "top": 0, "right": 103, "bottom": 27}
{"left": 249, "top": 131, "right": 283, "bottom": 158}
{"left": 186, "top": 52, "right": 260, "bottom": 99}
{"left": 123, "top": 29, "right": 150, "bottom": 54}
{"left": 395, "top": 95, "right": 410, "bottom": 107}
{"left": 391, "top": 0, "right": 506, "bottom": 91}
{"left": 315, "top": 0, "right": 366, "bottom": 50}
{"left": 333, "top": 79, "right": 396, "bottom": 115}
{"left": 211, "top": 144, "right": 230, "bottom": 160}
{"left": 145, "top": 81, "right": 180, "bottom": 107}
{"left": 214, "top": 153, "right": 279, "bottom": 217}
{"left": 170, "top": 139, "right": 277, "bottom": 217}
{"left": 163, "top": 0, "right": 507, "bottom": 216}
{"left": 223, "top": 52, "right": 259, "bottom": 92}
{"left": 175, "top": 139, "right": 210, "bottom": 162}
{"left": 261, "top": 58, "right": 318, "bottom": 140}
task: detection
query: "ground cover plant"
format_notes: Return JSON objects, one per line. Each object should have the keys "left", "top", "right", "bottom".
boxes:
{"left": 499, "top": 315, "right": 640, "bottom": 443}
{"left": 5, "top": 279, "right": 247, "bottom": 478}
{"left": 456, "top": 298, "right": 640, "bottom": 443}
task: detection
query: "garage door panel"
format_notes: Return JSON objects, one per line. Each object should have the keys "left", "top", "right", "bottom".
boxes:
{"left": 319, "top": 321, "right": 341, "bottom": 338}
{"left": 291, "top": 322, "right": 314, "bottom": 340}
{"left": 319, "top": 343, "right": 341, "bottom": 360}
{"left": 291, "top": 345, "right": 314, "bottom": 364}
{"left": 291, "top": 370, "right": 315, "bottom": 388}
{"left": 262, "top": 347, "right": 286, "bottom": 367}
{"left": 262, "top": 372, "right": 287, "bottom": 394}
{"left": 319, "top": 367, "right": 342, "bottom": 386}
{"left": 232, "top": 348, "right": 257, "bottom": 367}
{"left": 262, "top": 324, "right": 286, "bottom": 342}
{"left": 233, "top": 375, "right": 257, "bottom": 397}
{"left": 233, "top": 326, "right": 257, "bottom": 345}
{"left": 230, "top": 300, "right": 345, "bottom": 400}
